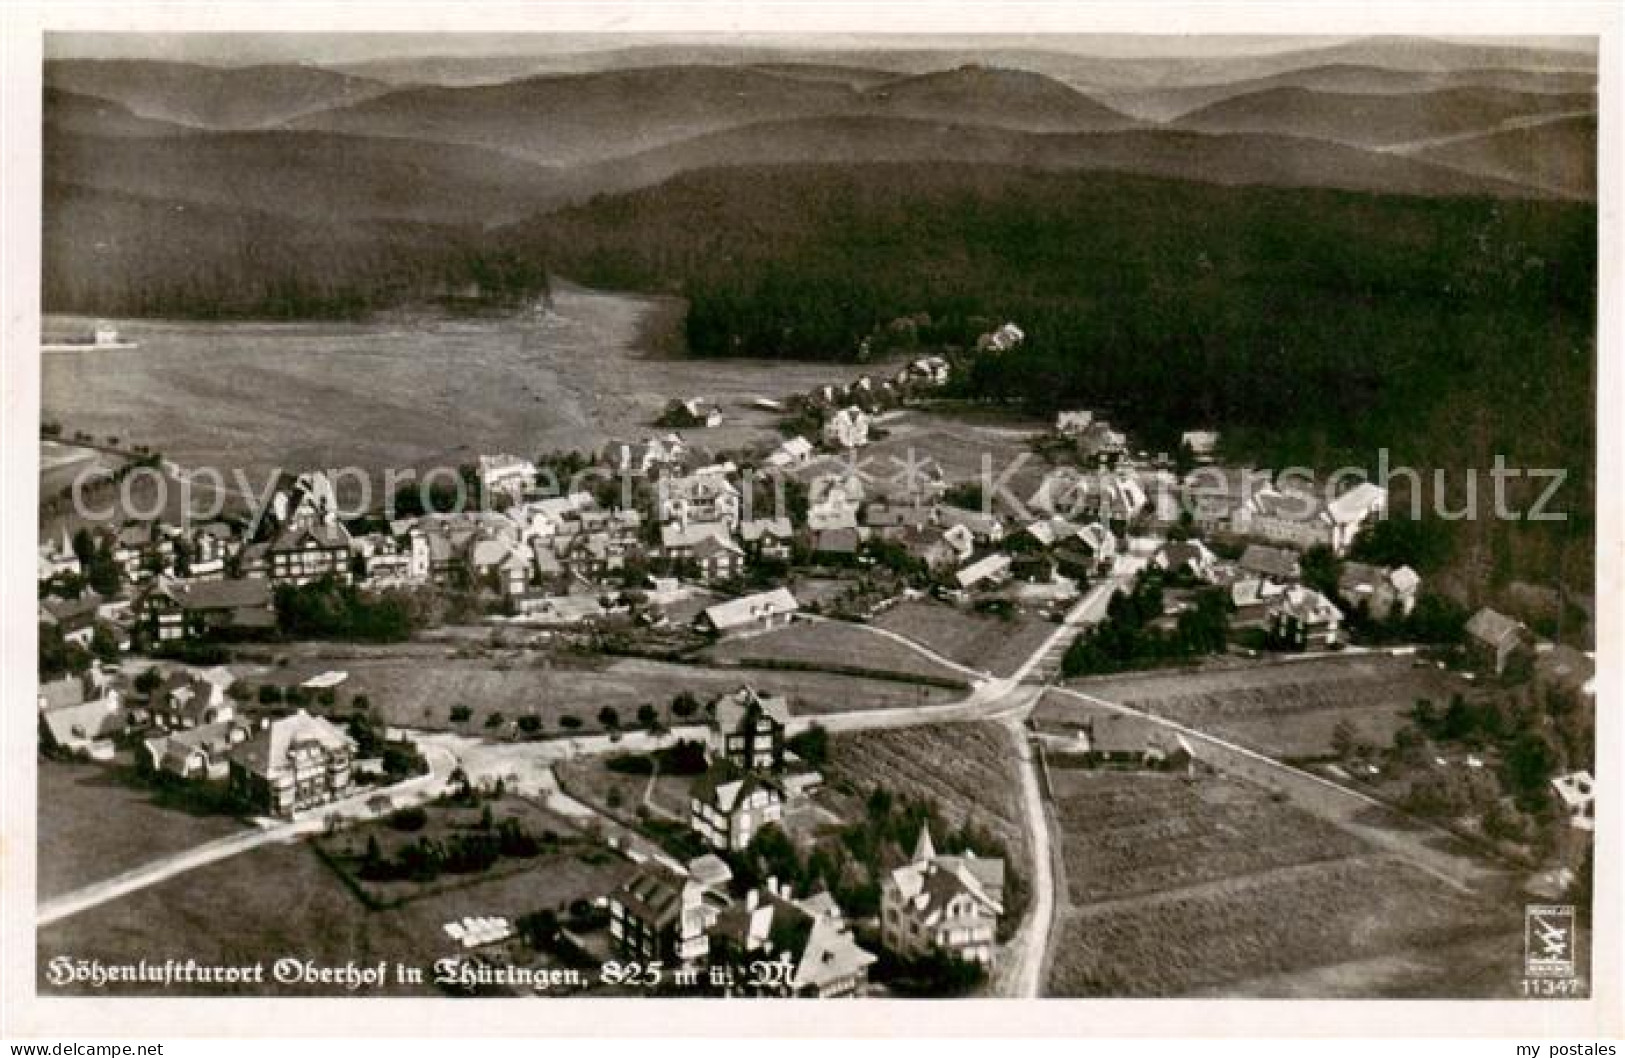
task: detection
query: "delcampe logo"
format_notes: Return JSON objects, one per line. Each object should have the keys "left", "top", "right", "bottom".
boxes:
{"left": 1524, "top": 905, "right": 1577, "bottom": 978}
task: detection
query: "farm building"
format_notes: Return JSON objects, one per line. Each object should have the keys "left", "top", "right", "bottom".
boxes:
{"left": 1465, "top": 608, "right": 1534, "bottom": 675}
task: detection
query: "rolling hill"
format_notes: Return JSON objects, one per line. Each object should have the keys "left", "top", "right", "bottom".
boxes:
{"left": 42, "top": 88, "right": 197, "bottom": 138}
{"left": 42, "top": 60, "right": 392, "bottom": 129}
{"left": 1176, "top": 85, "right": 1596, "bottom": 150}
{"left": 287, "top": 64, "right": 872, "bottom": 164}
{"left": 1414, "top": 114, "right": 1596, "bottom": 200}
{"left": 858, "top": 65, "right": 1139, "bottom": 131}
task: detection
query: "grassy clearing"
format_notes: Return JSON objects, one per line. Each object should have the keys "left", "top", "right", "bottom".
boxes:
{"left": 1047, "top": 856, "right": 1515, "bottom": 998}
{"left": 872, "top": 600, "right": 1055, "bottom": 677}
{"left": 823, "top": 722, "right": 1028, "bottom": 868}
{"left": 1049, "top": 771, "right": 1369, "bottom": 905}
{"left": 1056, "top": 654, "right": 1465, "bottom": 758}
{"left": 37, "top": 757, "right": 247, "bottom": 900}
{"left": 38, "top": 827, "right": 637, "bottom": 997}
{"left": 701, "top": 619, "right": 969, "bottom": 686}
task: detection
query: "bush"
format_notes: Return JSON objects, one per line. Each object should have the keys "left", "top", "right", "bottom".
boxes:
{"left": 516, "top": 715, "right": 543, "bottom": 735}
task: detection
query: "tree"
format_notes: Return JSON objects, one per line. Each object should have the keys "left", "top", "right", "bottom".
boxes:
{"left": 636, "top": 703, "right": 661, "bottom": 732}
{"left": 597, "top": 706, "right": 620, "bottom": 730}
{"left": 71, "top": 527, "right": 96, "bottom": 566}
{"left": 788, "top": 724, "right": 830, "bottom": 768}
{"left": 558, "top": 714, "right": 582, "bottom": 731}
{"left": 671, "top": 691, "right": 700, "bottom": 720}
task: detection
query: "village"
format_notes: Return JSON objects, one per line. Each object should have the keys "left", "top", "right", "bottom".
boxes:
{"left": 36, "top": 321, "right": 1597, "bottom": 999}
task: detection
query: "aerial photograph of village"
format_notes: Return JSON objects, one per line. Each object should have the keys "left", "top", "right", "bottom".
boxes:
{"left": 31, "top": 29, "right": 1597, "bottom": 1001}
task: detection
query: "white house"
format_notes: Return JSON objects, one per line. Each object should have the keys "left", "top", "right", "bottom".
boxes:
{"left": 697, "top": 588, "right": 800, "bottom": 636}
{"left": 1550, "top": 770, "right": 1596, "bottom": 831}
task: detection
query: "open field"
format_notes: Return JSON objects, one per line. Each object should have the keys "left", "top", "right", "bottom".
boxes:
{"left": 855, "top": 408, "right": 1047, "bottom": 488}
{"left": 41, "top": 287, "right": 878, "bottom": 489}
{"left": 872, "top": 600, "right": 1056, "bottom": 677}
{"left": 700, "top": 619, "right": 970, "bottom": 686}
{"left": 37, "top": 758, "right": 248, "bottom": 900}
{"left": 823, "top": 721, "right": 1028, "bottom": 867}
{"left": 1058, "top": 653, "right": 1467, "bottom": 759}
{"left": 1047, "top": 855, "right": 1521, "bottom": 998}
{"left": 1048, "top": 770, "right": 1370, "bottom": 905}
{"left": 340, "top": 653, "right": 961, "bottom": 736}
{"left": 315, "top": 790, "right": 606, "bottom": 908}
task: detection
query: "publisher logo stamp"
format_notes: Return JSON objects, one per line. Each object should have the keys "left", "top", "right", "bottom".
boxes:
{"left": 1524, "top": 905, "right": 1577, "bottom": 978}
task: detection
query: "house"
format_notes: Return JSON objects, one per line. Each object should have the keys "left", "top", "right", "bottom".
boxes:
{"left": 1054, "top": 410, "right": 1094, "bottom": 437}
{"left": 38, "top": 669, "right": 125, "bottom": 759}
{"left": 143, "top": 720, "right": 251, "bottom": 780}
{"left": 696, "top": 588, "right": 800, "bottom": 637}
{"left": 1325, "top": 483, "right": 1388, "bottom": 556}
{"left": 609, "top": 434, "right": 687, "bottom": 476}
{"left": 679, "top": 398, "right": 724, "bottom": 428}
{"left": 905, "top": 355, "right": 950, "bottom": 386}
{"left": 152, "top": 668, "right": 235, "bottom": 730}
{"left": 40, "top": 594, "right": 102, "bottom": 647}
{"left": 1228, "top": 578, "right": 1275, "bottom": 628}
{"left": 38, "top": 530, "right": 83, "bottom": 582}
{"left": 940, "top": 524, "right": 976, "bottom": 564}
{"left": 1550, "top": 770, "right": 1596, "bottom": 832}
{"left": 976, "top": 321, "right": 1025, "bottom": 354}
{"left": 608, "top": 864, "right": 717, "bottom": 965}
{"left": 712, "top": 884, "right": 876, "bottom": 998}
{"left": 1337, "top": 562, "right": 1420, "bottom": 622}
{"left": 261, "top": 469, "right": 341, "bottom": 533}
{"left": 352, "top": 530, "right": 427, "bottom": 586}
{"left": 1241, "top": 486, "right": 1336, "bottom": 552}
{"left": 476, "top": 454, "right": 537, "bottom": 503}
{"left": 1239, "top": 544, "right": 1302, "bottom": 585}
{"left": 661, "top": 519, "right": 735, "bottom": 562}
{"left": 821, "top": 406, "right": 871, "bottom": 450}
{"left": 1024, "top": 515, "right": 1083, "bottom": 550}
{"left": 1152, "top": 540, "right": 1218, "bottom": 582}
{"left": 1268, "top": 587, "right": 1344, "bottom": 650}
{"left": 227, "top": 709, "right": 355, "bottom": 819}
{"left": 738, "top": 517, "right": 794, "bottom": 561}
{"left": 936, "top": 505, "right": 1003, "bottom": 543}
{"left": 691, "top": 534, "right": 746, "bottom": 583}
{"left": 955, "top": 554, "right": 1012, "bottom": 591}
{"left": 864, "top": 501, "right": 933, "bottom": 538}
{"left": 707, "top": 686, "right": 791, "bottom": 772}
{"left": 689, "top": 764, "right": 785, "bottom": 852}
{"left": 111, "top": 521, "right": 174, "bottom": 584}
{"left": 1034, "top": 470, "right": 1144, "bottom": 522}
{"left": 659, "top": 470, "right": 741, "bottom": 528}
{"left": 182, "top": 521, "right": 240, "bottom": 581}
{"left": 1465, "top": 608, "right": 1533, "bottom": 676}
{"left": 259, "top": 522, "right": 353, "bottom": 586}
{"left": 137, "top": 576, "right": 276, "bottom": 643}
{"left": 764, "top": 436, "right": 814, "bottom": 471}
{"left": 880, "top": 827, "right": 1003, "bottom": 966}
{"left": 1182, "top": 467, "right": 1266, "bottom": 534}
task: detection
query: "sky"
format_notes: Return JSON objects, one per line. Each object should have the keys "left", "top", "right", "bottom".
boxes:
{"left": 43, "top": 31, "right": 1598, "bottom": 66}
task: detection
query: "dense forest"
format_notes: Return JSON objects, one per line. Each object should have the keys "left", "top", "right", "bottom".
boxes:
{"left": 510, "top": 164, "right": 1595, "bottom": 592}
